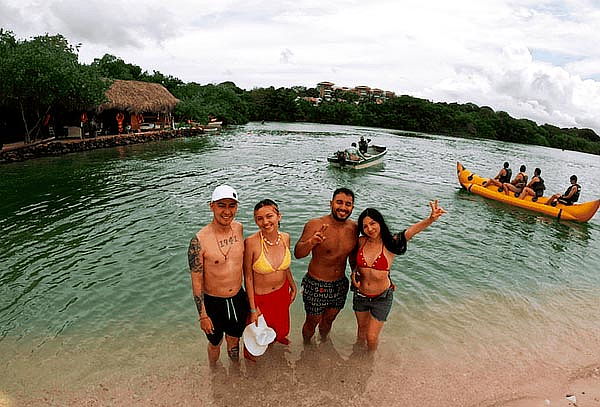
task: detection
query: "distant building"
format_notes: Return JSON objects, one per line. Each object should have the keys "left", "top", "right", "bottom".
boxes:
{"left": 298, "top": 96, "right": 321, "bottom": 105}
{"left": 317, "top": 81, "right": 335, "bottom": 100}
{"left": 314, "top": 81, "right": 396, "bottom": 103}
{"left": 353, "top": 85, "right": 371, "bottom": 99}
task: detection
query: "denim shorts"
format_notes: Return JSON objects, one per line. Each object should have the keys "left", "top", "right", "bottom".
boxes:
{"left": 352, "top": 287, "right": 394, "bottom": 321}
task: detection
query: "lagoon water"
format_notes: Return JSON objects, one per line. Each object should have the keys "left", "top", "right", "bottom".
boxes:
{"left": 1, "top": 122, "right": 600, "bottom": 405}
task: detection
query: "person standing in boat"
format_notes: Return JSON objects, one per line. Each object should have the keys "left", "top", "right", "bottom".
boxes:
{"left": 518, "top": 167, "right": 545, "bottom": 201}
{"left": 545, "top": 175, "right": 581, "bottom": 206}
{"left": 483, "top": 162, "right": 512, "bottom": 189}
{"left": 243, "top": 199, "right": 297, "bottom": 353}
{"left": 188, "top": 185, "right": 249, "bottom": 368}
{"left": 501, "top": 165, "right": 528, "bottom": 196}
{"left": 351, "top": 202, "right": 446, "bottom": 352}
{"left": 358, "top": 136, "right": 370, "bottom": 154}
{"left": 295, "top": 188, "right": 358, "bottom": 344}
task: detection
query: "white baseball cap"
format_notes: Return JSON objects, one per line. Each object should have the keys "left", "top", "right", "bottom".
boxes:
{"left": 242, "top": 315, "right": 276, "bottom": 356}
{"left": 211, "top": 185, "right": 239, "bottom": 203}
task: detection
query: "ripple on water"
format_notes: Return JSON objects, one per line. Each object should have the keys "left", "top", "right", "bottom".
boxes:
{"left": 1, "top": 122, "right": 599, "bottom": 375}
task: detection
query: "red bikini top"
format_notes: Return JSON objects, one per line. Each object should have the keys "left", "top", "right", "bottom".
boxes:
{"left": 356, "top": 241, "right": 389, "bottom": 271}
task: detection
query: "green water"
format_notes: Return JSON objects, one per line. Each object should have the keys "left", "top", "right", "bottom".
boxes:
{"left": 1, "top": 122, "right": 599, "bottom": 401}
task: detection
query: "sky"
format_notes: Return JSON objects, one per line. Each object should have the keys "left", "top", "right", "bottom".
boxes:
{"left": 2, "top": 0, "right": 600, "bottom": 134}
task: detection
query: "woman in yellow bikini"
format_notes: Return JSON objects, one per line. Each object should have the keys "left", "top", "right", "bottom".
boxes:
{"left": 243, "top": 199, "right": 297, "bottom": 348}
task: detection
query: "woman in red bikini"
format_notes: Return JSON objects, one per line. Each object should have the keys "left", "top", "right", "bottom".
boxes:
{"left": 351, "top": 201, "right": 446, "bottom": 351}
{"left": 243, "top": 199, "right": 297, "bottom": 355}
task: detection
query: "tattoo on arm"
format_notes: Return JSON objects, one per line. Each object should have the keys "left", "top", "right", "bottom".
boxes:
{"left": 188, "top": 236, "right": 203, "bottom": 274}
{"left": 194, "top": 295, "right": 203, "bottom": 315}
{"left": 189, "top": 236, "right": 205, "bottom": 315}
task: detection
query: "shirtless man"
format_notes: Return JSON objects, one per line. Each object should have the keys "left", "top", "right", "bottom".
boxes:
{"left": 188, "top": 185, "right": 249, "bottom": 367}
{"left": 295, "top": 188, "right": 358, "bottom": 343}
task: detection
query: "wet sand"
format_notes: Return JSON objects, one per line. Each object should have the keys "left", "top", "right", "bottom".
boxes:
{"left": 3, "top": 328, "right": 600, "bottom": 407}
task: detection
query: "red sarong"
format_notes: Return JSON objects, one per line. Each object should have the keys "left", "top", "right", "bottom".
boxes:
{"left": 255, "top": 279, "right": 291, "bottom": 343}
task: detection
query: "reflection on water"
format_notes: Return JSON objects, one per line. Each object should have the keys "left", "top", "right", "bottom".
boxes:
{"left": 549, "top": 220, "right": 592, "bottom": 250}
{"left": 1, "top": 122, "right": 599, "bottom": 404}
{"left": 210, "top": 340, "right": 374, "bottom": 406}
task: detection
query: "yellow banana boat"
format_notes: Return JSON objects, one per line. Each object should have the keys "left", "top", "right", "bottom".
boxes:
{"left": 457, "top": 162, "right": 600, "bottom": 222}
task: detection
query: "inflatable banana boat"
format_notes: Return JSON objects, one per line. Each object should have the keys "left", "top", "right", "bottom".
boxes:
{"left": 457, "top": 162, "right": 599, "bottom": 222}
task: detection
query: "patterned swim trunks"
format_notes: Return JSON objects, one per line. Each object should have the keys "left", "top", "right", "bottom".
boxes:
{"left": 301, "top": 273, "right": 349, "bottom": 315}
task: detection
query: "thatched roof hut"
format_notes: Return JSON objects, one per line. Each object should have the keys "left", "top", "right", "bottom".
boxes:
{"left": 98, "top": 80, "right": 179, "bottom": 114}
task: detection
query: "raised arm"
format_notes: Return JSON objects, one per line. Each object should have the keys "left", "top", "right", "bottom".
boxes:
{"left": 294, "top": 220, "right": 328, "bottom": 259}
{"left": 188, "top": 235, "right": 213, "bottom": 334}
{"left": 404, "top": 200, "right": 447, "bottom": 241}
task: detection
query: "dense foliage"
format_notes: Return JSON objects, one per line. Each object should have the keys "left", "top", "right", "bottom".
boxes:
{"left": 0, "top": 30, "right": 108, "bottom": 143}
{"left": 1, "top": 30, "right": 599, "bottom": 155}
{"left": 242, "top": 89, "right": 600, "bottom": 155}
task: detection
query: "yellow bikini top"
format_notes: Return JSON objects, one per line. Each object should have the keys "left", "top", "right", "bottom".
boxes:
{"left": 252, "top": 234, "right": 291, "bottom": 275}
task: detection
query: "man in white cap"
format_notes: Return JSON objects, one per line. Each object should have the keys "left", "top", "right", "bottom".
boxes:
{"left": 188, "top": 184, "right": 249, "bottom": 367}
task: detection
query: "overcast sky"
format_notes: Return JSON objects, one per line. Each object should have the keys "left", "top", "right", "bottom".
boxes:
{"left": 2, "top": 0, "right": 600, "bottom": 134}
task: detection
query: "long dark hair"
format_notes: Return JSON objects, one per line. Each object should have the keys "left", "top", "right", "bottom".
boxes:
{"left": 357, "top": 208, "right": 405, "bottom": 255}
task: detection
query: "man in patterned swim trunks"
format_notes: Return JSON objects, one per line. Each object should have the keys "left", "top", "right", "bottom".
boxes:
{"left": 295, "top": 188, "right": 358, "bottom": 343}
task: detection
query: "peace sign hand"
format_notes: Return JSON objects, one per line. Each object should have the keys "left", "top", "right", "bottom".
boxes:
{"left": 309, "top": 224, "right": 329, "bottom": 246}
{"left": 428, "top": 200, "right": 447, "bottom": 221}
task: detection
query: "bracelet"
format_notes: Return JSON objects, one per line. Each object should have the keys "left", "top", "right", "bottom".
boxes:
{"left": 199, "top": 315, "right": 209, "bottom": 320}
{"left": 250, "top": 308, "right": 258, "bottom": 313}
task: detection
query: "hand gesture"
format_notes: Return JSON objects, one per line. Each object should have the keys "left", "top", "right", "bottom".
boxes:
{"left": 428, "top": 200, "right": 447, "bottom": 221}
{"left": 309, "top": 224, "right": 329, "bottom": 246}
{"left": 200, "top": 315, "right": 214, "bottom": 334}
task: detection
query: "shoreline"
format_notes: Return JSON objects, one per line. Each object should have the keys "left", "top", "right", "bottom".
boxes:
{"left": 3, "top": 334, "right": 599, "bottom": 407}
{"left": 0, "top": 128, "right": 206, "bottom": 164}
{"left": 3, "top": 307, "right": 600, "bottom": 407}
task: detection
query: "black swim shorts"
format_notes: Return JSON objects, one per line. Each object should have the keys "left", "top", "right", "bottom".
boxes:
{"left": 203, "top": 288, "right": 249, "bottom": 346}
{"left": 557, "top": 197, "right": 574, "bottom": 205}
{"left": 301, "top": 274, "right": 349, "bottom": 315}
{"left": 352, "top": 287, "right": 394, "bottom": 322}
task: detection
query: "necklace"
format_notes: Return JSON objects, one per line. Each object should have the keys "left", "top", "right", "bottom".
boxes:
{"left": 214, "top": 225, "right": 234, "bottom": 260}
{"left": 261, "top": 232, "right": 281, "bottom": 246}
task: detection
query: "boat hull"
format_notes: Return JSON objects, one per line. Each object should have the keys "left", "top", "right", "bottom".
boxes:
{"left": 457, "top": 162, "right": 599, "bottom": 222}
{"left": 328, "top": 145, "right": 387, "bottom": 170}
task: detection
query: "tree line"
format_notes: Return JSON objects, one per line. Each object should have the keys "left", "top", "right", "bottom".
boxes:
{"left": 1, "top": 30, "right": 598, "bottom": 155}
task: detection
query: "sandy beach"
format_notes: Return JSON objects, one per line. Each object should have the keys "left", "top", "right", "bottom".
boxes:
{"left": 2, "top": 321, "right": 600, "bottom": 407}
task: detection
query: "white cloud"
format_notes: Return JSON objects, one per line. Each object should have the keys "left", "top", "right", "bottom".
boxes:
{"left": 422, "top": 45, "right": 600, "bottom": 132}
{"left": 2, "top": 0, "right": 600, "bottom": 133}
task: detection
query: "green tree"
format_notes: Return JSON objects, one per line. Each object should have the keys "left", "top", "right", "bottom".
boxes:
{"left": 0, "top": 31, "right": 108, "bottom": 143}
{"left": 141, "top": 70, "right": 184, "bottom": 94}
{"left": 173, "top": 82, "right": 249, "bottom": 125}
{"left": 91, "top": 54, "right": 143, "bottom": 80}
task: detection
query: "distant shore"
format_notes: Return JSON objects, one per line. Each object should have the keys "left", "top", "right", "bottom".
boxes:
{"left": 0, "top": 128, "right": 206, "bottom": 164}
